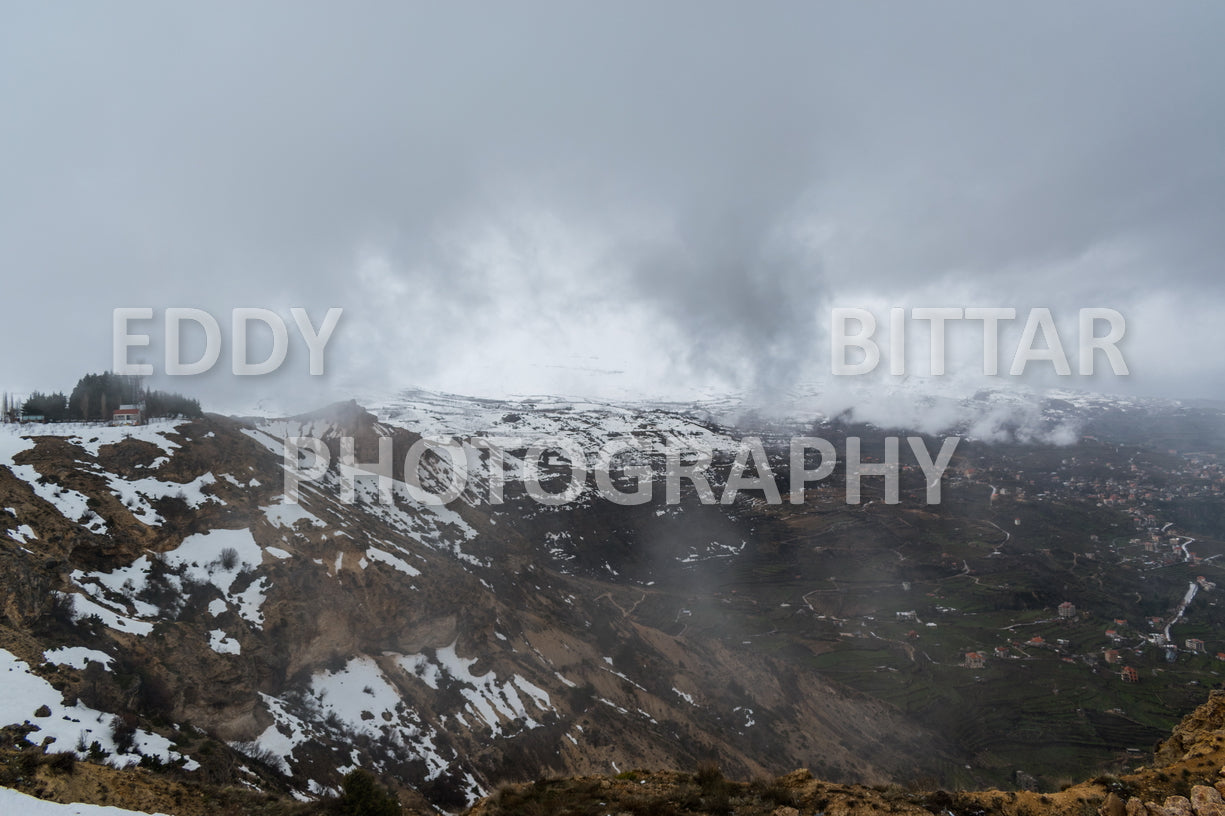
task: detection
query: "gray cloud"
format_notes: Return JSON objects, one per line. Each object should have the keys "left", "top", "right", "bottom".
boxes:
{"left": 2, "top": 2, "right": 1223, "bottom": 412}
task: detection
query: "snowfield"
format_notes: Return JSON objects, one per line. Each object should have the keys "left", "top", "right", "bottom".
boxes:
{"left": 0, "top": 787, "right": 170, "bottom": 815}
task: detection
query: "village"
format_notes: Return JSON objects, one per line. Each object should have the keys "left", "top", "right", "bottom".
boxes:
{"left": 788, "top": 431, "right": 1225, "bottom": 745}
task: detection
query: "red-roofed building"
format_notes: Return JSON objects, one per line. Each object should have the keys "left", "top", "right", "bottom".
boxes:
{"left": 111, "top": 405, "right": 143, "bottom": 426}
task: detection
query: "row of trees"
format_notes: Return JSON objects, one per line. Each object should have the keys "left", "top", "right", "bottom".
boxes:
{"left": 16, "top": 390, "right": 73, "bottom": 421}
{"left": 10, "top": 373, "right": 203, "bottom": 422}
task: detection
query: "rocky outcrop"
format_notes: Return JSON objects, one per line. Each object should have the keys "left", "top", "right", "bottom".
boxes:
{"left": 1118, "top": 784, "right": 1225, "bottom": 816}
{"left": 1156, "top": 692, "right": 1225, "bottom": 768}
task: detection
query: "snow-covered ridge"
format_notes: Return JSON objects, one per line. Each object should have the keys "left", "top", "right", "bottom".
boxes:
{"left": 356, "top": 382, "right": 1223, "bottom": 448}
{"left": 354, "top": 385, "right": 1103, "bottom": 448}
{"left": 359, "top": 387, "right": 739, "bottom": 450}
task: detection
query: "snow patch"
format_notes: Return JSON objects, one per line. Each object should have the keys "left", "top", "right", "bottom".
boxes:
{"left": 0, "top": 786, "right": 172, "bottom": 815}
{"left": 365, "top": 548, "right": 421, "bottom": 577}
{"left": 42, "top": 647, "right": 113, "bottom": 670}
{"left": 208, "top": 630, "right": 241, "bottom": 655}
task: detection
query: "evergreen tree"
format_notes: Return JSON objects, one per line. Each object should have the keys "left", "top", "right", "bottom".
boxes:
{"left": 21, "top": 391, "right": 69, "bottom": 421}
{"left": 144, "top": 389, "right": 203, "bottom": 419}
{"left": 68, "top": 373, "right": 144, "bottom": 421}
{"left": 19, "top": 373, "right": 204, "bottom": 423}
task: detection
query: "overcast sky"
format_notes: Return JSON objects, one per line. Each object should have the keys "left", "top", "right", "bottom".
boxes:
{"left": 3, "top": 2, "right": 1223, "bottom": 414}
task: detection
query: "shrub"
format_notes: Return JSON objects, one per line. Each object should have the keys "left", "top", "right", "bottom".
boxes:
{"left": 695, "top": 761, "right": 725, "bottom": 793}
{"left": 110, "top": 715, "right": 137, "bottom": 755}
{"left": 44, "top": 751, "right": 77, "bottom": 775}
{"left": 46, "top": 593, "right": 76, "bottom": 627}
{"left": 339, "top": 769, "right": 401, "bottom": 816}
{"left": 138, "top": 753, "right": 164, "bottom": 771}
{"left": 195, "top": 740, "right": 239, "bottom": 785}
{"left": 748, "top": 777, "right": 797, "bottom": 807}
{"left": 219, "top": 547, "right": 240, "bottom": 570}
{"left": 233, "top": 741, "right": 284, "bottom": 775}
{"left": 16, "top": 748, "right": 42, "bottom": 775}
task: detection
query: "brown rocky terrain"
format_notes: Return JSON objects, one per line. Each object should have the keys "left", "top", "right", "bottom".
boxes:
{"left": 462, "top": 691, "right": 1225, "bottom": 816}
{"left": 0, "top": 405, "right": 963, "bottom": 810}
{"left": 2, "top": 394, "right": 1224, "bottom": 815}
{"left": 9, "top": 689, "right": 1225, "bottom": 815}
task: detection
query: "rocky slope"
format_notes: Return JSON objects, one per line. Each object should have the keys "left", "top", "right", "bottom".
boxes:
{"left": 460, "top": 691, "right": 1225, "bottom": 816}
{"left": 0, "top": 401, "right": 959, "bottom": 810}
{"left": 1, "top": 388, "right": 1222, "bottom": 812}
{"left": 10, "top": 688, "right": 1225, "bottom": 815}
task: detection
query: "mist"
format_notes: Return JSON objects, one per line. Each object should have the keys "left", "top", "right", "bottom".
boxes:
{"left": 3, "top": 2, "right": 1224, "bottom": 414}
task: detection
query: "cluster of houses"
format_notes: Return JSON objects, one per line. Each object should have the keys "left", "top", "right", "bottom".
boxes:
{"left": 954, "top": 597, "right": 1223, "bottom": 685}
{"left": 968, "top": 447, "right": 1223, "bottom": 523}
{"left": 843, "top": 446, "right": 1224, "bottom": 689}
{"left": 959, "top": 649, "right": 1022, "bottom": 669}
{"left": 1065, "top": 452, "right": 1222, "bottom": 508}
